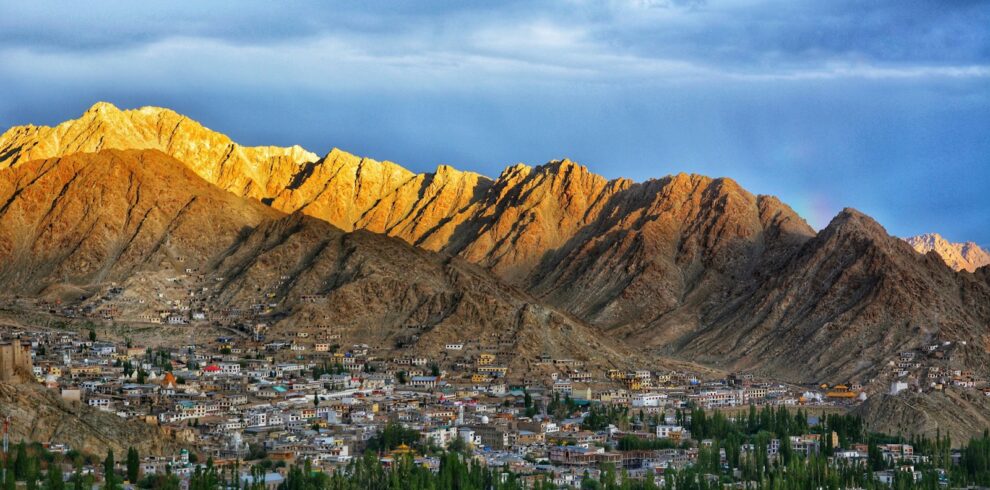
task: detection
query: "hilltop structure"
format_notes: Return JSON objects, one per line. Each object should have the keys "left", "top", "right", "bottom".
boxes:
{"left": 0, "top": 341, "right": 33, "bottom": 383}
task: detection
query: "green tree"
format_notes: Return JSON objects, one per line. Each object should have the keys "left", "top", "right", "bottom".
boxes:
{"left": 70, "top": 466, "right": 84, "bottom": 490}
{"left": 45, "top": 464, "right": 64, "bottom": 490}
{"left": 126, "top": 447, "right": 140, "bottom": 483}
{"left": 103, "top": 450, "right": 118, "bottom": 490}
{"left": 14, "top": 441, "right": 28, "bottom": 480}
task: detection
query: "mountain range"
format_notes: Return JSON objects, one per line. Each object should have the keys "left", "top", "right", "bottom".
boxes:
{"left": 905, "top": 233, "right": 990, "bottom": 273}
{"left": 2, "top": 102, "right": 989, "bottom": 438}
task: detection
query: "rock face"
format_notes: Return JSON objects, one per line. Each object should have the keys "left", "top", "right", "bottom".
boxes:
{"left": 0, "top": 102, "right": 318, "bottom": 201}
{"left": 905, "top": 233, "right": 990, "bottom": 273}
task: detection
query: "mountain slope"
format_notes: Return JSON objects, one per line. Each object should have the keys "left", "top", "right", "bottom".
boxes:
{"left": 0, "top": 149, "right": 640, "bottom": 373}
{"left": 0, "top": 382, "right": 180, "bottom": 456}
{"left": 678, "top": 209, "right": 990, "bottom": 382}
{"left": 268, "top": 148, "right": 492, "bottom": 237}
{"left": 905, "top": 233, "right": 990, "bottom": 273}
{"left": 0, "top": 149, "right": 279, "bottom": 293}
{"left": 207, "top": 212, "right": 640, "bottom": 373}
{"left": 4, "top": 107, "right": 990, "bottom": 439}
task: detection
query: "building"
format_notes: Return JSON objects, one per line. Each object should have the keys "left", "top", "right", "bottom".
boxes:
{"left": 0, "top": 342, "right": 33, "bottom": 383}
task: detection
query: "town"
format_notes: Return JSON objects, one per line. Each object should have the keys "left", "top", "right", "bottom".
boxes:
{"left": 2, "top": 306, "right": 988, "bottom": 489}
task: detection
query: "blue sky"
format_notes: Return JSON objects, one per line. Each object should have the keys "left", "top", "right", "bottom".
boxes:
{"left": 1, "top": 1, "right": 988, "bottom": 243}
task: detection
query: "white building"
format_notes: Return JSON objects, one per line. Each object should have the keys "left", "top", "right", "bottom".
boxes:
{"left": 656, "top": 425, "right": 686, "bottom": 439}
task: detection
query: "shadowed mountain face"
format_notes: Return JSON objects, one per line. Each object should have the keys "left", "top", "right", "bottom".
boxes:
{"left": 0, "top": 148, "right": 640, "bottom": 373}
{"left": 2, "top": 103, "right": 990, "bottom": 391}
{"left": 680, "top": 209, "right": 990, "bottom": 381}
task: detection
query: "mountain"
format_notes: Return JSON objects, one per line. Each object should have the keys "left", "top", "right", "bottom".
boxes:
{"left": 3, "top": 104, "right": 990, "bottom": 439}
{"left": 678, "top": 209, "right": 990, "bottom": 382}
{"left": 4, "top": 105, "right": 989, "bottom": 382}
{"left": 905, "top": 233, "right": 990, "bottom": 273}
{"left": 0, "top": 102, "right": 317, "bottom": 201}
{"left": 280, "top": 156, "right": 820, "bottom": 336}
{"left": 0, "top": 149, "right": 641, "bottom": 374}
{"left": 0, "top": 149, "right": 279, "bottom": 294}
{"left": 0, "top": 104, "right": 820, "bottom": 333}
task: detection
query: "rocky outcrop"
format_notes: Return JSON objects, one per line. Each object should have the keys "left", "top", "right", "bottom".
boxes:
{"left": 906, "top": 233, "right": 990, "bottom": 273}
{"left": 0, "top": 382, "right": 179, "bottom": 456}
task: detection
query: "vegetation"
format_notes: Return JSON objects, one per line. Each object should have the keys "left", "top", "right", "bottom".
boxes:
{"left": 126, "top": 447, "right": 140, "bottom": 483}
{"left": 104, "top": 449, "right": 118, "bottom": 490}
{"left": 616, "top": 435, "right": 679, "bottom": 451}
{"left": 310, "top": 362, "right": 347, "bottom": 380}
{"left": 365, "top": 421, "right": 422, "bottom": 452}
{"left": 582, "top": 404, "right": 628, "bottom": 431}
{"left": 6, "top": 407, "right": 990, "bottom": 489}
{"left": 287, "top": 452, "right": 551, "bottom": 490}
{"left": 548, "top": 393, "right": 578, "bottom": 421}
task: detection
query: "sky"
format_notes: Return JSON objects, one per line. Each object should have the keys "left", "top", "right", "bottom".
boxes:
{"left": 0, "top": 1, "right": 988, "bottom": 243}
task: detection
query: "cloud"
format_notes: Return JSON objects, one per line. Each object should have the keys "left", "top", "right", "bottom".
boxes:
{"left": 1, "top": 18, "right": 986, "bottom": 97}
{"left": 2, "top": 1, "right": 987, "bottom": 73}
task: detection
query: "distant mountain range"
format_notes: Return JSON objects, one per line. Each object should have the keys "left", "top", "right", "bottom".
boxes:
{"left": 905, "top": 233, "right": 990, "bottom": 273}
{"left": 2, "top": 102, "right": 989, "bottom": 439}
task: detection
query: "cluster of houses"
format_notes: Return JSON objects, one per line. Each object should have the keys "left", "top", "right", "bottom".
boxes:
{"left": 0, "top": 317, "right": 949, "bottom": 488}
{"left": 881, "top": 342, "right": 989, "bottom": 396}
